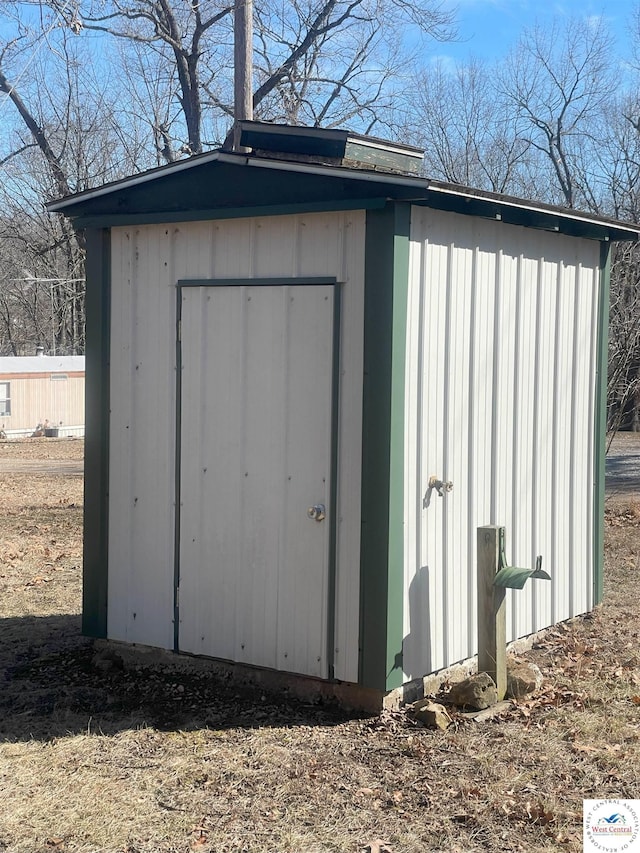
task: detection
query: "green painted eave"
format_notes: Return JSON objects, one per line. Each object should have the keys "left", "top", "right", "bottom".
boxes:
{"left": 48, "top": 154, "right": 419, "bottom": 225}
{"left": 47, "top": 151, "right": 640, "bottom": 243}
{"left": 70, "top": 198, "right": 389, "bottom": 229}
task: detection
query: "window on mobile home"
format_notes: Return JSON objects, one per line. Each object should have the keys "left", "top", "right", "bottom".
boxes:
{"left": 0, "top": 382, "right": 10, "bottom": 416}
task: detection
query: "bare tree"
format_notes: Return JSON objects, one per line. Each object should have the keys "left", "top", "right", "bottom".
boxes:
{"left": 0, "top": 38, "right": 83, "bottom": 351}
{"left": 249, "top": 0, "right": 456, "bottom": 132}
{"left": 500, "top": 16, "right": 613, "bottom": 209}
{"left": 49, "top": 0, "right": 456, "bottom": 156}
{"left": 410, "top": 58, "right": 532, "bottom": 194}
{"left": 608, "top": 243, "right": 640, "bottom": 434}
{"left": 0, "top": 26, "right": 157, "bottom": 353}
{"left": 48, "top": 0, "right": 233, "bottom": 157}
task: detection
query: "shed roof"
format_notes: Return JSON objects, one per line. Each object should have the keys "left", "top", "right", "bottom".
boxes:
{"left": 47, "top": 129, "right": 640, "bottom": 243}
{"left": 0, "top": 356, "right": 85, "bottom": 375}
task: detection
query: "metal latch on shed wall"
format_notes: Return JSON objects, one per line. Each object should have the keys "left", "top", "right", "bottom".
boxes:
{"left": 428, "top": 475, "right": 453, "bottom": 497}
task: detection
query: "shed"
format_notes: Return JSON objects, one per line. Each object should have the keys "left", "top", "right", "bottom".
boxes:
{"left": 0, "top": 355, "right": 85, "bottom": 437}
{"left": 48, "top": 122, "right": 639, "bottom": 704}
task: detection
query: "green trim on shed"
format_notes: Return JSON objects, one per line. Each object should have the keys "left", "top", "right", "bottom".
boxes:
{"left": 72, "top": 197, "right": 388, "bottom": 230}
{"left": 359, "top": 201, "right": 410, "bottom": 691}
{"left": 593, "top": 241, "right": 611, "bottom": 606}
{"left": 387, "top": 204, "right": 411, "bottom": 690}
{"left": 82, "top": 228, "right": 111, "bottom": 638}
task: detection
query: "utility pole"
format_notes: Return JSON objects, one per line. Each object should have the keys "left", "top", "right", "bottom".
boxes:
{"left": 233, "top": 0, "right": 253, "bottom": 152}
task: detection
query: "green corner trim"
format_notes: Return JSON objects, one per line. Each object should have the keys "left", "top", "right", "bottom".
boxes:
{"left": 82, "top": 228, "right": 111, "bottom": 638}
{"left": 593, "top": 241, "right": 610, "bottom": 606}
{"left": 359, "top": 202, "right": 410, "bottom": 691}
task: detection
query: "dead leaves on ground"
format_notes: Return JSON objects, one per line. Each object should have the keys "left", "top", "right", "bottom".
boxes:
{"left": 190, "top": 824, "right": 209, "bottom": 849}
{"left": 2, "top": 534, "right": 77, "bottom": 577}
{"left": 443, "top": 788, "right": 581, "bottom": 847}
{"left": 500, "top": 796, "right": 557, "bottom": 825}
{"left": 24, "top": 574, "right": 54, "bottom": 587}
{"left": 0, "top": 537, "right": 76, "bottom": 588}
{"left": 570, "top": 740, "right": 623, "bottom": 756}
{"left": 512, "top": 685, "right": 590, "bottom": 721}
{"left": 361, "top": 840, "right": 394, "bottom": 853}
{"left": 23, "top": 564, "right": 69, "bottom": 588}
{"left": 354, "top": 787, "right": 405, "bottom": 813}
{"left": 605, "top": 503, "right": 640, "bottom": 527}
{"left": 0, "top": 540, "right": 26, "bottom": 564}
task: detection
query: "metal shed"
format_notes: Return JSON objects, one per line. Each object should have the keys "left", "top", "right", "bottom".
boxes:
{"left": 0, "top": 355, "right": 85, "bottom": 437}
{"left": 49, "top": 122, "right": 638, "bottom": 704}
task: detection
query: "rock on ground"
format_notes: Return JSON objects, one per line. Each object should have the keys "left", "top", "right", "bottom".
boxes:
{"left": 447, "top": 673, "right": 498, "bottom": 710}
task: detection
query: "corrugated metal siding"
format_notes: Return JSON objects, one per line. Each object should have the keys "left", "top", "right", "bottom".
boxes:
{"left": 0, "top": 375, "right": 84, "bottom": 431}
{"left": 108, "top": 211, "right": 365, "bottom": 682}
{"left": 108, "top": 225, "right": 177, "bottom": 650}
{"left": 404, "top": 207, "right": 600, "bottom": 680}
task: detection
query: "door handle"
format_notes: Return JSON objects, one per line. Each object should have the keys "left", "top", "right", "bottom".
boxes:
{"left": 307, "top": 504, "right": 326, "bottom": 521}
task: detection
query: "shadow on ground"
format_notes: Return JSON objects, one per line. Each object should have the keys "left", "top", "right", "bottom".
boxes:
{"left": 0, "top": 615, "right": 359, "bottom": 743}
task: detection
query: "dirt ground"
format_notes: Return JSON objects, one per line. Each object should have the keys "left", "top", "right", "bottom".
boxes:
{"left": 0, "top": 436, "right": 639, "bottom": 853}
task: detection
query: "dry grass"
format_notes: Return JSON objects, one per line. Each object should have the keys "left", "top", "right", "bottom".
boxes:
{"left": 1, "top": 438, "right": 639, "bottom": 853}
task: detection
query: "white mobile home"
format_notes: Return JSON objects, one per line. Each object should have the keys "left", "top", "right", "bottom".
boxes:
{"left": 48, "top": 122, "right": 638, "bottom": 705}
{"left": 0, "top": 355, "right": 85, "bottom": 438}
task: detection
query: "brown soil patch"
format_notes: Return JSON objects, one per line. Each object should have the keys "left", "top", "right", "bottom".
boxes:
{"left": 1, "top": 439, "right": 639, "bottom": 853}
{"left": 0, "top": 436, "right": 85, "bottom": 462}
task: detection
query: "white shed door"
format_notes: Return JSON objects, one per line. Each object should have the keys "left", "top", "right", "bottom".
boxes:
{"left": 177, "top": 283, "right": 336, "bottom": 678}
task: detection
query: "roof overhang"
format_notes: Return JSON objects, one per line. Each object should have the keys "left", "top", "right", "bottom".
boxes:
{"left": 47, "top": 150, "right": 640, "bottom": 243}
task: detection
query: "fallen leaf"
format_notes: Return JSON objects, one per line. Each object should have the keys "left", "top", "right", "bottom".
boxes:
{"left": 24, "top": 575, "right": 53, "bottom": 587}
{"left": 361, "top": 840, "right": 393, "bottom": 853}
{"left": 190, "top": 825, "right": 208, "bottom": 849}
{"left": 572, "top": 742, "right": 598, "bottom": 754}
{"left": 631, "top": 696, "right": 640, "bottom": 705}
{"left": 526, "top": 801, "right": 555, "bottom": 824}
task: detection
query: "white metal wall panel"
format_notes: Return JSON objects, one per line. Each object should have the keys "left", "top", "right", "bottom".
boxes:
{"left": 107, "top": 212, "right": 365, "bottom": 682}
{"left": 108, "top": 226, "right": 177, "bottom": 649}
{"left": 511, "top": 251, "right": 537, "bottom": 638}
{"left": 404, "top": 207, "right": 601, "bottom": 680}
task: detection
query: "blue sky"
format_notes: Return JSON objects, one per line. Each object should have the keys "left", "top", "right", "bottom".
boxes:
{"left": 438, "top": 0, "right": 637, "bottom": 63}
